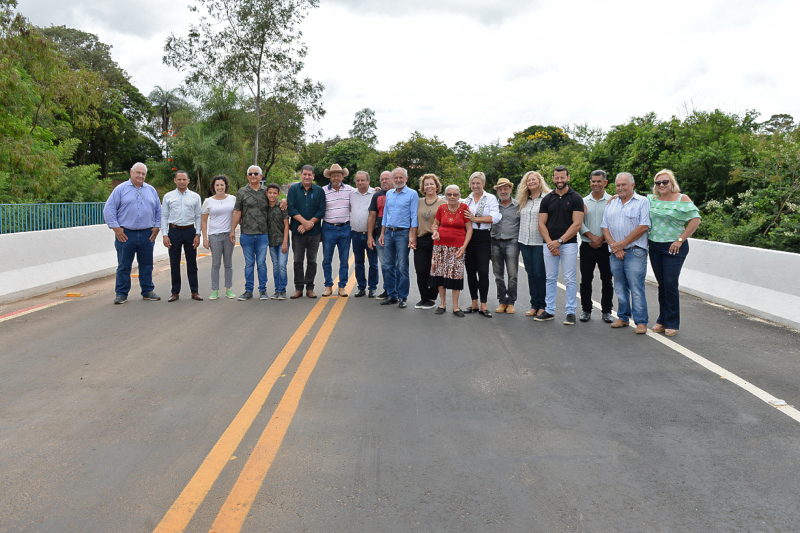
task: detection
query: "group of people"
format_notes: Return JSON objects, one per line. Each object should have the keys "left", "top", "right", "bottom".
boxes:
{"left": 104, "top": 161, "right": 700, "bottom": 335}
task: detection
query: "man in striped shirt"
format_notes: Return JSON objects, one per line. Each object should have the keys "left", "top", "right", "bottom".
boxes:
{"left": 321, "top": 164, "right": 354, "bottom": 297}
{"left": 601, "top": 172, "right": 651, "bottom": 334}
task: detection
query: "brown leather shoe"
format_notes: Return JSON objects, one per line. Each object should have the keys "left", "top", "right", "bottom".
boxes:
{"left": 191, "top": 293, "right": 203, "bottom": 301}
{"left": 505, "top": 305, "right": 515, "bottom": 314}
{"left": 290, "top": 290, "right": 304, "bottom": 299}
{"left": 306, "top": 290, "right": 317, "bottom": 298}
{"left": 610, "top": 318, "right": 629, "bottom": 328}
{"left": 635, "top": 324, "right": 647, "bottom": 334}
{"left": 495, "top": 304, "right": 507, "bottom": 313}
{"left": 652, "top": 323, "right": 665, "bottom": 333}
{"left": 322, "top": 287, "right": 333, "bottom": 297}
{"left": 168, "top": 293, "right": 179, "bottom": 302}
{"left": 338, "top": 287, "right": 348, "bottom": 297}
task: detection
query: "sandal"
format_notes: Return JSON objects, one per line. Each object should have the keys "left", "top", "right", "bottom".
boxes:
{"left": 464, "top": 307, "right": 475, "bottom": 314}
{"left": 526, "top": 309, "right": 537, "bottom": 317}
{"left": 665, "top": 329, "right": 677, "bottom": 337}
{"left": 652, "top": 323, "right": 665, "bottom": 333}
{"left": 478, "top": 309, "right": 492, "bottom": 318}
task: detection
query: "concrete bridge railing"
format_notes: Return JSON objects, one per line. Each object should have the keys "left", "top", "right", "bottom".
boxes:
{"left": 1, "top": 226, "right": 798, "bottom": 331}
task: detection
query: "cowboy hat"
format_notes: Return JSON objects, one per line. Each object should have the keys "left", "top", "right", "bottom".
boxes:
{"left": 323, "top": 164, "right": 349, "bottom": 178}
{"left": 493, "top": 177, "right": 514, "bottom": 190}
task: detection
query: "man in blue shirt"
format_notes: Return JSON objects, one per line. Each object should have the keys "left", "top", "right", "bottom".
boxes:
{"left": 378, "top": 167, "right": 418, "bottom": 308}
{"left": 103, "top": 162, "right": 163, "bottom": 304}
{"left": 601, "top": 172, "right": 651, "bottom": 334}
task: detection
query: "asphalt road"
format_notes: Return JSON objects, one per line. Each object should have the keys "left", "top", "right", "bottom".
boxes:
{"left": 1, "top": 245, "right": 799, "bottom": 533}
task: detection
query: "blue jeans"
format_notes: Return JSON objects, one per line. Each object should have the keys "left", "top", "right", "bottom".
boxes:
{"left": 609, "top": 246, "right": 649, "bottom": 325}
{"left": 322, "top": 222, "right": 351, "bottom": 288}
{"left": 375, "top": 238, "right": 387, "bottom": 291}
{"left": 383, "top": 229, "right": 410, "bottom": 299}
{"left": 649, "top": 240, "right": 688, "bottom": 329}
{"left": 269, "top": 243, "right": 289, "bottom": 293}
{"left": 491, "top": 238, "right": 519, "bottom": 305}
{"left": 240, "top": 233, "right": 269, "bottom": 293}
{"left": 543, "top": 242, "right": 578, "bottom": 315}
{"left": 519, "top": 244, "right": 546, "bottom": 311}
{"left": 114, "top": 228, "right": 155, "bottom": 297}
{"left": 351, "top": 231, "right": 378, "bottom": 291}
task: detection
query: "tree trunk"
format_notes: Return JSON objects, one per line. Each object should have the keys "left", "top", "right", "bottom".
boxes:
{"left": 254, "top": 85, "right": 260, "bottom": 165}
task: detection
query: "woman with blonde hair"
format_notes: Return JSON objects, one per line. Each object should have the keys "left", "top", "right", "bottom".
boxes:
{"left": 414, "top": 173, "right": 446, "bottom": 309}
{"left": 516, "top": 171, "right": 552, "bottom": 318}
{"left": 648, "top": 169, "right": 701, "bottom": 336}
{"left": 462, "top": 171, "right": 501, "bottom": 317}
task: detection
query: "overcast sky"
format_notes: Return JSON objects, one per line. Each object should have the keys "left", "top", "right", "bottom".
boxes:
{"left": 20, "top": 0, "right": 800, "bottom": 150}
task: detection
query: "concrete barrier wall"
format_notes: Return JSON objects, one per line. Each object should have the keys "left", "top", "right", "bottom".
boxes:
{"left": 2, "top": 228, "right": 799, "bottom": 331}
{"left": 646, "top": 238, "right": 800, "bottom": 331}
{"left": 0, "top": 225, "right": 171, "bottom": 304}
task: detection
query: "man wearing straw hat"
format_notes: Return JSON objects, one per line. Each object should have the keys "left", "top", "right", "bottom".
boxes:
{"left": 491, "top": 177, "right": 520, "bottom": 314}
{"left": 321, "top": 164, "right": 354, "bottom": 297}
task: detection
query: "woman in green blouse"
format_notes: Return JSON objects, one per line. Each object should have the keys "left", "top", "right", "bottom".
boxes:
{"left": 648, "top": 169, "right": 701, "bottom": 336}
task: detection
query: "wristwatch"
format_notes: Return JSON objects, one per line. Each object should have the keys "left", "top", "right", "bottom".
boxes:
{"left": 677, "top": 237, "right": 684, "bottom": 242}
{"left": 557, "top": 238, "right": 563, "bottom": 244}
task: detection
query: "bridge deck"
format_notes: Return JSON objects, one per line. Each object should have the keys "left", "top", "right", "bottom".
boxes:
{"left": 1, "top": 251, "right": 799, "bottom": 532}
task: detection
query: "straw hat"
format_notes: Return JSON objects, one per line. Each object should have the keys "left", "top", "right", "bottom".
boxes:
{"left": 323, "top": 164, "right": 349, "bottom": 178}
{"left": 493, "top": 177, "right": 514, "bottom": 190}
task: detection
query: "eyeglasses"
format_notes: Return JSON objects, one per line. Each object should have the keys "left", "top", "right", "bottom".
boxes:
{"left": 654, "top": 180, "right": 671, "bottom": 186}
{"left": 445, "top": 193, "right": 459, "bottom": 197}
{"left": 247, "top": 172, "right": 261, "bottom": 176}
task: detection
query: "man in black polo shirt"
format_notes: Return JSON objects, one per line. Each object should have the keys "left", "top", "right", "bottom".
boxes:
{"left": 535, "top": 166, "right": 585, "bottom": 325}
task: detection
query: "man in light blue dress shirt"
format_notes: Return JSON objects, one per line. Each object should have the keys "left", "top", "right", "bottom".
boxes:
{"left": 103, "top": 162, "right": 163, "bottom": 304}
{"left": 601, "top": 172, "right": 651, "bottom": 333}
{"left": 161, "top": 170, "right": 203, "bottom": 301}
{"left": 378, "top": 167, "right": 418, "bottom": 308}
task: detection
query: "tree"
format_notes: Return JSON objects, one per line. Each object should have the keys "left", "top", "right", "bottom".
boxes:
{"left": 349, "top": 108, "right": 377, "bottom": 146}
{"left": 163, "top": 0, "right": 325, "bottom": 165}
{"left": 148, "top": 85, "right": 190, "bottom": 138}
{"left": 0, "top": 1, "right": 107, "bottom": 200}
{"left": 761, "top": 114, "right": 794, "bottom": 135}
{"left": 41, "top": 25, "right": 155, "bottom": 176}
{"left": 319, "top": 137, "right": 372, "bottom": 184}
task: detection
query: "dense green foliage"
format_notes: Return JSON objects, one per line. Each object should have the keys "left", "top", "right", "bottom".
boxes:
{"left": 1, "top": 1, "right": 796, "bottom": 252}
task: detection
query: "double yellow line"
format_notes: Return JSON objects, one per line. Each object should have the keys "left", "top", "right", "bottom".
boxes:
{"left": 154, "top": 257, "right": 357, "bottom": 533}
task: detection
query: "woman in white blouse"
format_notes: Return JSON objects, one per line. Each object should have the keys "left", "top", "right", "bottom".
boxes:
{"left": 462, "top": 172, "right": 501, "bottom": 317}
{"left": 516, "top": 171, "right": 552, "bottom": 318}
{"left": 201, "top": 175, "right": 237, "bottom": 299}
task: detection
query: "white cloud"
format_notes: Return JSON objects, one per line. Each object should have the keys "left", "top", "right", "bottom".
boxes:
{"left": 17, "top": 0, "right": 800, "bottom": 151}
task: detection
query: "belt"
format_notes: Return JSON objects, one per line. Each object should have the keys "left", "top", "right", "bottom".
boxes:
{"left": 324, "top": 221, "right": 349, "bottom": 227}
{"left": 353, "top": 230, "right": 367, "bottom": 235}
{"left": 169, "top": 223, "right": 194, "bottom": 230}
{"left": 120, "top": 227, "right": 150, "bottom": 231}
{"left": 386, "top": 227, "right": 408, "bottom": 232}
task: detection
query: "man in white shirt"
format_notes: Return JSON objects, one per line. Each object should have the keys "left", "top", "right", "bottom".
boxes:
{"left": 579, "top": 170, "right": 614, "bottom": 323}
{"left": 350, "top": 171, "right": 378, "bottom": 297}
{"left": 161, "top": 170, "right": 203, "bottom": 301}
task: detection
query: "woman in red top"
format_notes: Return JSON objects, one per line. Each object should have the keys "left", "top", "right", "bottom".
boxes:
{"left": 429, "top": 184, "right": 473, "bottom": 316}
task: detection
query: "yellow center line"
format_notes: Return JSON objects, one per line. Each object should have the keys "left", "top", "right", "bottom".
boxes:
{"left": 154, "top": 256, "right": 354, "bottom": 533}
{"left": 208, "top": 269, "right": 359, "bottom": 533}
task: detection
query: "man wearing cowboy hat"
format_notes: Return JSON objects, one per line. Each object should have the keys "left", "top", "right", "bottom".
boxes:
{"left": 321, "top": 163, "right": 355, "bottom": 297}
{"left": 491, "top": 177, "right": 520, "bottom": 314}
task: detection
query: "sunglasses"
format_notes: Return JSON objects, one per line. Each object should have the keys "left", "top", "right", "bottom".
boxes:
{"left": 654, "top": 180, "right": 671, "bottom": 186}
{"left": 247, "top": 172, "right": 261, "bottom": 176}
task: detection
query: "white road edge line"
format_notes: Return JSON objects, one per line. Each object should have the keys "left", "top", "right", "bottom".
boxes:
{"left": 518, "top": 260, "right": 800, "bottom": 423}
